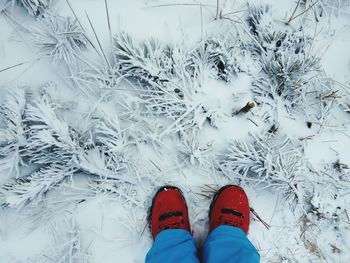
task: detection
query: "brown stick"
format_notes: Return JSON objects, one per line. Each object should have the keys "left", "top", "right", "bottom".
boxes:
{"left": 250, "top": 207, "right": 271, "bottom": 230}
{"left": 235, "top": 102, "right": 255, "bottom": 115}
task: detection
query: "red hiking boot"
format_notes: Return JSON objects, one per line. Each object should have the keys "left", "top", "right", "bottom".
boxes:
{"left": 149, "top": 186, "right": 191, "bottom": 239}
{"left": 209, "top": 185, "right": 250, "bottom": 234}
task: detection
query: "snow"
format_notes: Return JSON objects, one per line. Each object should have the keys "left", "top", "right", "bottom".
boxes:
{"left": 1, "top": 0, "right": 350, "bottom": 262}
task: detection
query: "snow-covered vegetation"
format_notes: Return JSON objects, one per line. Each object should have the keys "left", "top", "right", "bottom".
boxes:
{"left": 0, "top": 0, "right": 349, "bottom": 262}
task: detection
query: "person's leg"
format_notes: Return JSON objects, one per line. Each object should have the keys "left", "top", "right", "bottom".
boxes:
{"left": 146, "top": 186, "right": 200, "bottom": 263}
{"left": 145, "top": 229, "right": 199, "bottom": 263}
{"left": 203, "top": 185, "right": 260, "bottom": 263}
{"left": 202, "top": 225, "right": 259, "bottom": 263}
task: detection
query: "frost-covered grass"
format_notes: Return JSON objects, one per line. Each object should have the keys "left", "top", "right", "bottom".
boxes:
{"left": 3, "top": 0, "right": 50, "bottom": 16}
{"left": 0, "top": 0, "right": 350, "bottom": 262}
{"left": 30, "top": 14, "right": 88, "bottom": 65}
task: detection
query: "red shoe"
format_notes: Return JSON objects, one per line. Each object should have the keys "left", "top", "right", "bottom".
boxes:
{"left": 209, "top": 185, "right": 250, "bottom": 234}
{"left": 149, "top": 186, "right": 191, "bottom": 239}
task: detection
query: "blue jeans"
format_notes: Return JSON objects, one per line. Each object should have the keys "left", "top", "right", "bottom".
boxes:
{"left": 145, "top": 225, "right": 260, "bottom": 263}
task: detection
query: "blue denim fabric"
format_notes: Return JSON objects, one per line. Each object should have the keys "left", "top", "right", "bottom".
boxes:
{"left": 145, "top": 226, "right": 260, "bottom": 263}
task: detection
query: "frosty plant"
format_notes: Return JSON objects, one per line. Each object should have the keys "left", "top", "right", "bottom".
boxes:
{"left": 310, "top": 162, "right": 350, "bottom": 221}
{"left": 79, "top": 114, "right": 133, "bottom": 180}
{"left": 31, "top": 14, "right": 87, "bottom": 65}
{"left": 189, "top": 37, "right": 242, "bottom": 83}
{"left": 1, "top": 165, "right": 75, "bottom": 208}
{"left": 293, "top": 0, "right": 350, "bottom": 20}
{"left": 0, "top": 88, "right": 26, "bottom": 177}
{"left": 263, "top": 45, "right": 320, "bottom": 102}
{"left": 114, "top": 32, "right": 173, "bottom": 85}
{"left": 177, "top": 130, "right": 213, "bottom": 168}
{"left": 92, "top": 179, "right": 143, "bottom": 209}
{"left": 113, "top": 32, "right": 249, "bottom": 136}
{"left": 247, "top": 5, "right": 320, "bottom": 108}
{"left": 114, "top": 32, "right": 205, "bottom": 136}
{"left": 10, "top": 0, "right": 50, "bottom": 16}
{"left": 22, "top": 92, "right": 82, "bottom": 165}
{"left": 0, "top": 87, "right": 134, "bottom": 208}
{"left": 1, "top": 91, "right": 82, "bottom": 208}
{"left": 222, "top": 132, "right": 310, "bottom": 205}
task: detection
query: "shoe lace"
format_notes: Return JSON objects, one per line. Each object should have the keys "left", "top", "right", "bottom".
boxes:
{"left": 159, "top": 211, "right": 184, "bottom": 230}
{"left": 220, "top": 208, "right": 244, "bottom": 227}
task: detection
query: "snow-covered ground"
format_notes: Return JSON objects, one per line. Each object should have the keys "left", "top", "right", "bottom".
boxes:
{"left": 0, "top": 0, "right": 350, "bottom": 262}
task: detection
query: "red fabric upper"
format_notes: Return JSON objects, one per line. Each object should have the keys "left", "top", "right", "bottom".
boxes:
{"left": 149, "top": 186, "right": 190, "bottom": 239}
{"left": 209, "top": 185, "right": 250, "bottom": 234}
